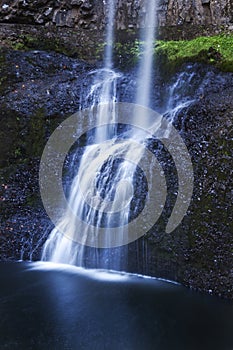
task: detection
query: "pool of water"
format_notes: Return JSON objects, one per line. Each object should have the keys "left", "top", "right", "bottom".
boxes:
{"left": 0, "top": 262, "right": 232, "bottom": 349}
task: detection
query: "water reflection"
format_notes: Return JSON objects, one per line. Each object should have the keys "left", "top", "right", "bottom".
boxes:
{"left": 0, "top": 262, "right": 232, "bottom": 350}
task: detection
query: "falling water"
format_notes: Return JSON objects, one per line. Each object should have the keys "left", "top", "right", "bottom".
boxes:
{"left": 42, "top": 0, "right": 133, "bottom": 268}
{"left": 85, "top": 68, "right": 121, "bottom": 143}
{"left": 42, "top": 1, "right": 186, "bottom": 270}
{"left": 135, "top": 1, "right": 157, "bottom": 109}
{"left": 103, "top": 0, "right": 116, "bottom": 70}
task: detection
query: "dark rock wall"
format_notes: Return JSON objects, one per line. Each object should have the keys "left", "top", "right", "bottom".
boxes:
{"left": 161, "top": 0, "right": 233, "bottom": 27}
{"left": 0, "top": 0, "right": 103, "bottom": 28}
{"left": 0, "top": 0, "right": 233, "bottom": 37}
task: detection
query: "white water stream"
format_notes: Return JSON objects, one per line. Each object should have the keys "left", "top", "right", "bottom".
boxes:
{"left": 42, "top": 1, "right": 191, "bottom": 269}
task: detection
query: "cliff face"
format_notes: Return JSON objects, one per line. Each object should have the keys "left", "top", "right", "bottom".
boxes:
{"left": 0, "top": 0, "right": 104, "bottom": 29}
{"left": 161, "top": 0, "right": 233, "bottom": 27}
{"left": 0, "top": 0, "right": 233, "bottom": 34}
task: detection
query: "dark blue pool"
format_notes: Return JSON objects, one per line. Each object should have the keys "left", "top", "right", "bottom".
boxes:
{"left": 0, "top": 262, "right": 232, "bottom": 350}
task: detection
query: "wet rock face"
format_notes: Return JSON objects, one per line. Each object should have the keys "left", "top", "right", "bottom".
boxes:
{"left": 174, "top": 74, "right": 233, "bottom": 299}
{"left": 0, "top": 49, "right": 94, "bottom": 260}
{"left": 0, "top": 0, "right": 233, "bottom": 43}
{"left": 0, "top": 0, "right": 103, "bottom": 29}
{"left": 0, "top": 0, "right": 144, "bottom": 30}
{"left": 162, "top": 0, "right": 233, "bottom": 27}
{"left": 0, "top": 0, "right": 232, "bottom": 32}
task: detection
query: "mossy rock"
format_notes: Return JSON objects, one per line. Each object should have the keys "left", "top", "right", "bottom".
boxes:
{"left": 156, "top": 34, "right": 233, "bottom": 75}
{"left": 112, "top": 33, "right": 233, "bottom": 75}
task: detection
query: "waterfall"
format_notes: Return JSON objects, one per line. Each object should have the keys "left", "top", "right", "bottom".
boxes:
{"left": 86, "top": 68, "right": 121, "bottom": 143}
{"left": 103, "top": 0, "right": 116, "bottom": 70}
{"left": 42, "top": 0, "right": 159, "bottom": 268}
{"left": 41, "top": 1, "right": 192, "bottom": 271}
{"left": 135, "top": 1, "right": 157, "bottom": 109}
{"left": 42, "top": 0, "right": 131, "bottom": 268}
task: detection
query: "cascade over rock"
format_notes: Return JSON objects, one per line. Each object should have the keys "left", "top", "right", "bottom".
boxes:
{"left": 0, "top": 0, "right": 232, "bottom": 300}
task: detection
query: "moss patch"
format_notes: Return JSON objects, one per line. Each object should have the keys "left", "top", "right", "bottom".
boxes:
{"left": 0, "top": 51, "right": 7, "bottom": 93}
{"left": 113, "top": 34, "right": 233, "bottom": 73}
{"left": 9, "top": 34, "right": 77, "bottom": 57}
{"left": 156, "top": 34, "right": 233, "bottom": 74}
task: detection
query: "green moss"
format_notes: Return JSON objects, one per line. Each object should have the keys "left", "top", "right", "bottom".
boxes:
{"left": 10, "top": 34, "right": 78, "bottom": 57}
{"left": 156, "top": 34, "right": 233, "bottom": 73}
{"left": 13, "top": 42, "right": 27, "bottom": 50}
{"left": 113, "top": 34, "right": 233, "bottom": 73}
{"left": 95, "top": 42, "right": 106, "bottom": 60}
{"left": 26, "top": 107, "right": 46, "bottom": 158}
{"left": 0, "top": 51, "right": 7, "bottom": 92}
{"left": 113, "top": 39, "right": 142, "bottom": 68}
{"left": 7, "top": 32, "right": 233, "bottom": 73}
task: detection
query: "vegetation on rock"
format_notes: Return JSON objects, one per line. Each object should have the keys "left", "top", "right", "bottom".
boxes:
{"left": 156, "top": 34, "right": 233, "bottom": 73}
{"left": 113, "top": 34, "right": 233, "bottom": 73}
